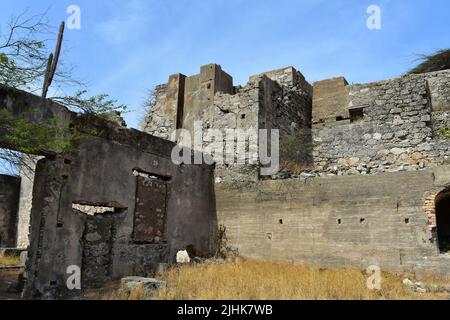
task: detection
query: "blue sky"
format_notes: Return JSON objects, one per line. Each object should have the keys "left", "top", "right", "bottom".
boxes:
{"left": 0, "top": 0, "right": 449, "bottom": 130}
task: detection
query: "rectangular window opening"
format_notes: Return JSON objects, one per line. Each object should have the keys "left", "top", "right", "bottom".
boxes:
{"left": 350, "top": 108, "right": 364, "bottom": 123}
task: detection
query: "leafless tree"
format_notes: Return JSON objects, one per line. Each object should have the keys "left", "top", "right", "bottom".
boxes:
{"left": 0, "top": 10, "right": 126, "bottom": 175}
{"left": 0, "top": 9, "right": 78, "bottom": 92}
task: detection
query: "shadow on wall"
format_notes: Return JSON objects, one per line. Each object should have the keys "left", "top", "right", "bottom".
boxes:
{"left": 436, "top": 188, "right": 450, "bottom": 253}
{"left": 279, "top": 128, "right": 314, "bottom": 173}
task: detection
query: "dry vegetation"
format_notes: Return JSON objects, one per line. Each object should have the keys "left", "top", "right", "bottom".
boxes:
{"left": 0, "top": 255, "right": 21, "bottom": 266}
{"left": 88, "top": 259, "right": 450, "bottom": 300}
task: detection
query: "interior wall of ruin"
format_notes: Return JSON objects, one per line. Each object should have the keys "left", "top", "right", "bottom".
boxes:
{"left": 22, "top": 124, "right": 216, "bottom": 297}
{"left": 0, "top": 174, "right": 20, "bottom": 248}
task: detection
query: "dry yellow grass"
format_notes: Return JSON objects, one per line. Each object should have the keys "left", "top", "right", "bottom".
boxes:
{"left": 90, "top": 259, "right": 449, "bottom": 300}
{"left": 82, "top": 280, "right": 153, "bottom": 300}
{"left": 0, "top": 255, "right": 21, "bottom": 266}
{"left": 153, "top": 259, "right": 438, "bottom": 300}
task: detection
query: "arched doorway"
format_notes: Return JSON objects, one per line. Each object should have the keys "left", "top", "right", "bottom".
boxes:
{"left": 436, "top": 190, "right": 450, "bottom": 253}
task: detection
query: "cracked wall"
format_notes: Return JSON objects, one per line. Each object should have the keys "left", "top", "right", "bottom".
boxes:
{"left": 0, "top": 86, "right": 217, "bottom": 298}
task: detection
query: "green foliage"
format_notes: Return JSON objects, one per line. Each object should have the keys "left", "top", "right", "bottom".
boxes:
{"left": 0, "top": 109, "right": 84, "bottom": 155}
{"left": 408, "top": 49, "right": 450, "bottom": 74}
{"left": 50, "top": 90, "right": 127, "bottom": 115}
{"left": 0, "top": 53, "right": 28, "bottom": 87}
{"left": 439, "top": 125, "right": 450, "bottom": 140}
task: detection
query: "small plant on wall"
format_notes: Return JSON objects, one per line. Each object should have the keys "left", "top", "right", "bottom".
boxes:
{"left": 439, "top": 125, "right": 450, "bottom": 140}
{"left": 215, "top": 225, "right": 239, "bottom": 259}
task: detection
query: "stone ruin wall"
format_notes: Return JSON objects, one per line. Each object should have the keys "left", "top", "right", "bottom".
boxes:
{"left": 1, "top": 64, "right": 449, "bottom": 296}
{"left": 143, "top": 65, "right": 449, "bottom": 182}
{"left": 141, "top": 65, "right": 450, "bottom": 275}
{"left": 141, "top": 65, "right": 312, "bottom": 183}
{"left": 310, "top": 70, "right": 450, "bottom": 177}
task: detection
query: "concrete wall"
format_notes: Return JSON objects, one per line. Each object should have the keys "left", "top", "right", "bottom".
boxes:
{"left": 312, "top": 77, "right": 349, "bottom": 125}
{"left": 216, "top": 166, "right": 450, "bottom": 275}
{"left": 0, "top": 174, "right": 20, "bottom": 248}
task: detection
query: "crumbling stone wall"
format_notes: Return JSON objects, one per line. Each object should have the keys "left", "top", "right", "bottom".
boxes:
{"left": 206, "top": 77, "right": 261, "bottom": 182}
{"left": 142, "top": 65, "right": 313, "bottom": 182}
{"left": 0, "top": 174, "right": 20, "bottom": 248}
{"left": 144, "top": 66, "right": 449, "bottom": 181}
{"left": 254, "top": 67, "right": 312, "bottom": 135}
{"left": 311, "top": 70, "right": 450, "bottom": 176}
{"left": 425, "top": 70, "right": 450, "bottom": 112}
{"left": 141, "top": 74, "right": 185, "bottom": 141}
{"left": 425, "top": 70, "right": 450, "bottom": 137}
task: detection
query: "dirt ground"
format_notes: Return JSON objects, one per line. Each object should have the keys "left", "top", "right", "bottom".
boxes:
{"left": 0, "top": 268, "right": 23, "bottom": 300}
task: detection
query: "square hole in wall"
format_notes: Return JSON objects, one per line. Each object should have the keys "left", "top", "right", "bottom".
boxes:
{"left": 360, "top": 218, "right": 366, "bottom": 224}
{"left": 241, "top": 114, "right": 246, "bottom": 120}
{"left": 350, "top": 108, "right": 364, "bottom": 123}
{"left": 405, "top": 218, "right": 410, "bottom": 224}
{"left": 338, "top": 219, "right": 342, "bottom": 225}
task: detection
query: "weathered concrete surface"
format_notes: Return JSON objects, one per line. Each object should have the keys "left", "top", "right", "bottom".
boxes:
{"left": 22, "top": 125, "right": 216, "bottom": 297}
{"left": 0, "top": 175, "right": 20, "bottom": 248}
{"left": 216, "top": 168, "right": 450, "bottom": 275}
{"left": 0, "top": 86, "right": 217, "bottom": 298}
{"left": 312, "top": 77, "right": 349, "bottom": 125}
{"left": 16, "top": 156, "right": 40, "bottom": 249}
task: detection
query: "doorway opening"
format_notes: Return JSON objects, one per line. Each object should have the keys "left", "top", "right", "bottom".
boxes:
{"left": 436, "top": 190, "right": 450, "bottom": 253}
